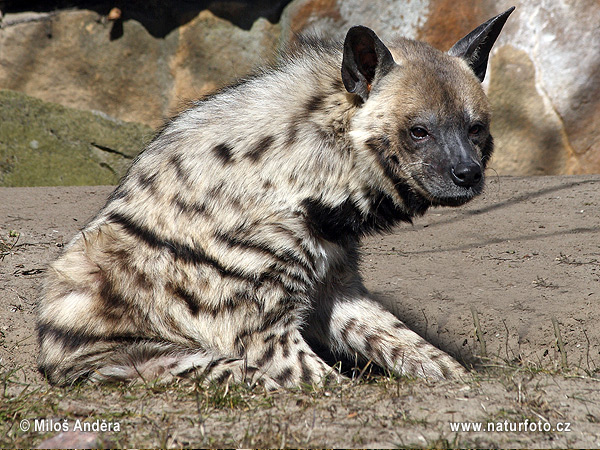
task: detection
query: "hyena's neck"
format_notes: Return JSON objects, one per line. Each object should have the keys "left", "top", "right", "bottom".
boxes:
{"left": 271, "top": 52, "right": 429, "bottom": 242}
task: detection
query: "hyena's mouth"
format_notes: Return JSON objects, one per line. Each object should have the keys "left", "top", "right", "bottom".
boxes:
{"left": 412, "top": 172, "right": 485, "bottom": 207}
{"left": 404, "top": 155, "right": 485, "bottom": 207}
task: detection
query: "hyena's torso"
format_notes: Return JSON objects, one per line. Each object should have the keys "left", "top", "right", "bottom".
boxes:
{"left": 38, "top": 9, "right": 513, "bottom": 387}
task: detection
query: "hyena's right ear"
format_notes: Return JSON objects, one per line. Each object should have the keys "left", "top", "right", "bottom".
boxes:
{"left": 341, "top": 26, "right": 395, "bottom": 102}
{"left": 448, "top": 7, "right": 515, "bottom": 82}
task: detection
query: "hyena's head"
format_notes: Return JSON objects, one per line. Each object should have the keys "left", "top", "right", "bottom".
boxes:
{"left": 344, "top": 8, "right": 514, "bottom": 207}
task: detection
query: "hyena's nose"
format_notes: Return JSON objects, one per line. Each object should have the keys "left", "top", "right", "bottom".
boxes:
{"left": 451, "top": 161, "right": 482, "bottom": 188}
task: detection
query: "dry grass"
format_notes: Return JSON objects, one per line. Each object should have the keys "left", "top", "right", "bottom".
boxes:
{"left": 1, "top": 357, "right": 599, "bottom": 448}
{"left": 0, "top": 230, "right": 20, "bottom": 261}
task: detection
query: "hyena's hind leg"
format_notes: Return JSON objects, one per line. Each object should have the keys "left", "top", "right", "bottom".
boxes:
{"left": 89, "top": 341, "right": 283, "bottom": 389}
{"left": 104, "top": 327, "right": 343, "bottom": 389}
{"left": 38, "top": 320, "right": 340, "bottom": 389}
{"left": 306, "top": 289, "right": 468, "bottom": 380}
{"left": 39, "top": 338, "right": 282, "bottom": 389}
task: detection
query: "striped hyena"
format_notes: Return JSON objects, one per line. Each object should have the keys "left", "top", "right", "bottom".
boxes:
{"left": 38, "top": 8, "right": 513, "bottom": 388}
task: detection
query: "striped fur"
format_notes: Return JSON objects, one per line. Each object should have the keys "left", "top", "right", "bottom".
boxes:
{"left": 37, "top": 11, "right": 512, "bottom": 388}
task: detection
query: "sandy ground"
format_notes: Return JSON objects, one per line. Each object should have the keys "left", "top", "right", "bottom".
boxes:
{"left": 1, "top": 175, "right": 599, "bottom": 448}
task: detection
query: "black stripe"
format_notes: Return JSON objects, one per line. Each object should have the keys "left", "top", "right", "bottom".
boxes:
{"left": 275, "top": 367, "right": 294, "bottom": 385}
{"left": 213, "top": 230, "right": 313, "bottom": 275}
{"left": 366, "top": 136, "right": 431, "bottom": 221}
{"left": 304, "top": 94, "right": 325, "bottom": 114}
{"left": 107, "top": 211, "right": 249, "bottom": 281}
{"left": 169, "top": 153, "right": 189, "bottom": 182}
{"left": 255, "top": 266, "right": 308, "bottom": 294}
{"left": 213, "top": 143, "right": 234, "bottom": 164}
{"left": 366, "top": 190, "right": 416, "bottom": 230}
{"left": 108, "top": 184, "right": 129, "bottom": 201}
{"left": 275, "top": 224, "right": 315, "bottom": 264}
{"left": 257, "top": 301, "right": 297, "bottom": 333}
{"left": 256, "top": 343, "right": 276, "bottom": 366}
{"left": 480, "top": 134, "right": 494, "bottom": 169}
{"left": 167, "top": 284, "right": 201, "bottom": 316}
{"left": 98, "top": 279, "right": 131, "bottom": 322}
{"left": 214, "top": 369, "right": 234, "bottom": 384}
{"left": 302, "top": 197, "right": 362, "bottom": 243}
{"left": 393, "top": 321, "right": 408, "bottom": 330}
{"left": 109, "top": 213, "right": 310, "bottom": 295}
{"left": 232, "top": 303, "right": 296, "bottom": 354}
{"left": 172, "top": 194, "right": 207, "bottom": 217}
{"left": 137, "top": 171, "right": 159, "bottom": 191}
{"left": 298, "top": 350, "right": 313, "bottom": 384}
{"left": 280, "top": 331, "right": 291, "bottom": 358}
{"left": 365, "top": 334, "right": 382, "bottom": 355}
{"left": 202, "top": 357, "right": 227, "bottom": 377}
{"left": 207, "top": 181, "right": 224, "bottom": 199}
{"left": 37, "top": 321, "right": 137, "bottom": 351}
{"left": 331, "top": 77, "right": 344, "bottom": 92}
{"left": 245, "top": 135, "right": 275, "bottom": 162}
{"left": 285, "top": 124, "right": 298, "bottom": 146}
{"left": 167, "top": 283, "right": 255, "bottom": 317}
{"left": 244, "top": 366, "right": 259, "bottom": 379}
{"left": 284, "top": 95, "right": 325, "bottom": 147}
{"left": 263, "top": 333, "right": 277, "bottom": 344}
{"left": 212, "top": 229, "right": 312, "bottom": 292}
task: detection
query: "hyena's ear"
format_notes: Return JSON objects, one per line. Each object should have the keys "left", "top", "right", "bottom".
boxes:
{"left": 448, "top": 7, "right": 515, "bottom": 82}
{"left": 341, "top": 26, "right": 395, "bottom": 101}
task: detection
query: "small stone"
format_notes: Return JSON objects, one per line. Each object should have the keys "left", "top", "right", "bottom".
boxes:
{"left": 37, "top": 431, "right": 98, "bottom": 449}
{"left": 107, "top": 7, "right": 122, "bottom": 21}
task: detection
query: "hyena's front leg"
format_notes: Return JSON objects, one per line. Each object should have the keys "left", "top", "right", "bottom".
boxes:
{"left": 310, "top": 294, "right": 467, "bottom": 380}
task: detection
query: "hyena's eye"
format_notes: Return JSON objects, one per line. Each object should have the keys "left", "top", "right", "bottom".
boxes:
{"left": 410, "top": 127, "right": 429, "bottom": 140}
{"left": 468, "top": 124, "right": 484, "bottom": 137}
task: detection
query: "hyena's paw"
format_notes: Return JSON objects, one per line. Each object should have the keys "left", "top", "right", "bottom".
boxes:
{"left": 391, "top": 342, "right": 468, "bottom": 381}
{"left": 194, "top": 364, "right": 285, "bottom": 391}
{"left": 328, "top": 300, "right": 468, "bottom": 382}
{"left": 275, "top": 349, "right": 344, "bottom": 388}
{"left": 252, "top": 332, "right": 344, "bottom": 388}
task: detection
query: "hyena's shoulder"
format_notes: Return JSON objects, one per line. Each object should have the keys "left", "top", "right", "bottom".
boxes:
{"left": 97, "top": 39, "right": 360, "bottom": 234}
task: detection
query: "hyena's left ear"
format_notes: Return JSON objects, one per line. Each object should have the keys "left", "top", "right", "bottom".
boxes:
{"left": 448, "top": 7, "right": 515, "bottom": 82}
{"left": 341, "top": 26, "right": 395, "bottom": 101}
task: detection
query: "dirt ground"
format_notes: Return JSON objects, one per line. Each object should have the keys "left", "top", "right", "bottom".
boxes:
{"left": 1, "top": 175, "right": 599, "bottom": 448}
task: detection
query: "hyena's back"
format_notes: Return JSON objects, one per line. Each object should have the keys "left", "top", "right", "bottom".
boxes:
{"left": 38, "top": 9, "right": 513, "bottom": 387}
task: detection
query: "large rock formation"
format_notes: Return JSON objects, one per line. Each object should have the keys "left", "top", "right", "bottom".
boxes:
{"left": 487, "top": 0, "right": 600, "bottom": 175}
{"left": 0, "top": 0, "right": 598, "bottom": 178}
{"left": 0, "top": 6, "right": 281, "bottom": 129}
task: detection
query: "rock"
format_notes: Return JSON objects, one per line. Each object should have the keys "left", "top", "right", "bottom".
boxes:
{"left": 0, "top": 7, "right": 281, "bottom": 128}
{"left": 0, "top": 89, "right": 153, "bottom": 186}
{"left": 415, "top": 1, "right": 488, "bottom": 51}
{"left": 0, "top": 9, "right": 175, "bottom": 128}
{"left": 487, "top": 46, "right": 569, "bottom": 175}
{"left": 37, "top": 431, "right": 100, "bottom": 449}
{"left": 486, "top": 0, "right": 600, "bottom": 175}
{"left": 280, "top": 0, "right": 484, "bottom": 44}
{"left": 279, "top": 0, "right": 442, "bottom": 52}
{"left": 168, "top": 10, "right": 281, "bottom": 117}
